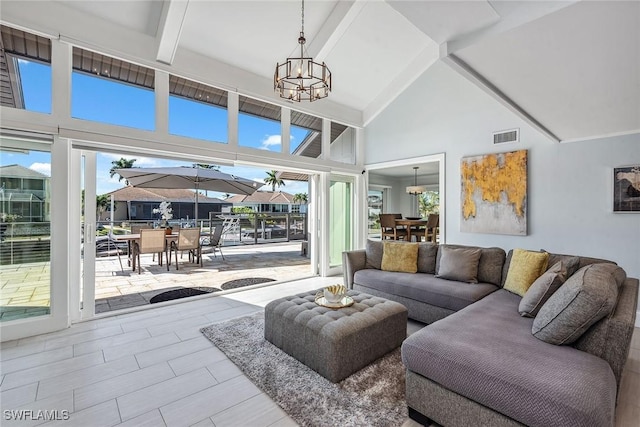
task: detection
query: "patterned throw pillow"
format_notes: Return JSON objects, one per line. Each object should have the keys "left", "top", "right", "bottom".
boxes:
{"left": 381, "top": 242, "right": 419, "bottom": 273}
{"left": 503, "top": 249, "right": 549, "bottom": 297}
{"left": 519, "top": 261, "right": 567, "bottom": 317}
{"left": 435, "top": 246, "right": 482, "bottom": 283}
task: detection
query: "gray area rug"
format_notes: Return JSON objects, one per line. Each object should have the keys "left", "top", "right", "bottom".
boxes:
{"left": 201, "top": 312, "right": 408, "bottom": 427}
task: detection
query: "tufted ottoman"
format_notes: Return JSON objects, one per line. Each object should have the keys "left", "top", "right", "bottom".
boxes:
{"left": 264, "top": 289, "right": 408, "bottom": 382}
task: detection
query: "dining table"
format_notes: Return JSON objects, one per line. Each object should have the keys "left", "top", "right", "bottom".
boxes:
{"left": 114, "top": 232, "right": 179, "bottom": 271}
{"left": 394, "top": 218, "right": 428, "bottom": 242}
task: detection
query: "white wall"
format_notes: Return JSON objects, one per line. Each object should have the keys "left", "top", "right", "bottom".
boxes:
{"left": 365, "top": 62, "right": 640, "bottom": 286}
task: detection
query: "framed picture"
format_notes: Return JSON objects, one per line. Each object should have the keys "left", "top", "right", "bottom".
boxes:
{"left": 614, "top": 166, "right": 640, "bottom": 212}
{"left": 461, "top": 149, "right": 527, "bottom": 235}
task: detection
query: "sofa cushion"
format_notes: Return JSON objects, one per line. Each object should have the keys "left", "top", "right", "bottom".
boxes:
{"left": 402, "top": 289, "right": 617, "bottom": 427}
{"left": 435, "top": 246, "right": 481, "bottom": 283}
{"left": 417, "top": 242, "right": 438, "bottom": 274}
{"left": 518, "top": 261, "right": 567, "bottom": 317}
{"left": 503, "top": 249, "right": 549, "bottom": 296}
{"left": 353, "top": 269, "right": 497, "bottom": 312}
{"left": 532, "top": 263, "right": 624, "bottom": 345}
{"left": 435, "top": 244, "right": 505, "bottom": 286}
{"left": 381, "top": 242, "right": 418, "bottom": 273}
{"left": 502, "top": 250, "right": 615, "bottom": 287}
{"left": 365, "top": 239, "right": 383, "bottom": 270}
{"left": 544, "top": 253, "right": 581, "bottom": 277}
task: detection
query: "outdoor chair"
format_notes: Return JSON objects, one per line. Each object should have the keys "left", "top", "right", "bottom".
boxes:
{"left": 208, "top": 224, "right": 225, "bottom": 260}
{"left": 132, "top": 229, "right": 167, "bottom": 274}
{"left": 169, "top": 228, "right": 202, "bottom": 270}
{"left": 380, "top": 213, "right": 407, "bottom": 240}
{"left": 424, "top": 214, "right": 440, "bottom": 243}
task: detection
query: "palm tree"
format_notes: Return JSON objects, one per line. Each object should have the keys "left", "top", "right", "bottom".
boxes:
{"left": 264, "top": 170, "right": 285, "bottom": 192}
{"left": 293, "top": 193, "right": 308, "bottom": 204}
{"left": 109, "top": 158, "right": 136, "bottom": 185}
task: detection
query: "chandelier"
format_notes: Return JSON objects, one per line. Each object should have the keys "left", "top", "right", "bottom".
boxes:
{"left": 406, "top": 167, "right": 426, "bottom": 195}
{"left": 274, "top": 0, "right": 331, "bottom": 102}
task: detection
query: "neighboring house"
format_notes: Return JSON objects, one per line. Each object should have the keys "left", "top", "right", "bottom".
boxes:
{"left": 226, "top": 191, "right": 307, "bottom": 214}
{"left": 0, "top": 164, "right": 50, "bottom": 222}
{"left": 103, "top": 187, "right": 232, "bottom": 222}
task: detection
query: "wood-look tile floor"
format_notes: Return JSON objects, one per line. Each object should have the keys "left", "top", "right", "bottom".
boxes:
{"left": 1, "top": 278, "right": 639, "bottom": 427}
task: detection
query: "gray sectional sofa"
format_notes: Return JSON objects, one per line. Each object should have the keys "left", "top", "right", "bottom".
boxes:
{"left": 342, "top": 240, "right": 639, "bottom": 427}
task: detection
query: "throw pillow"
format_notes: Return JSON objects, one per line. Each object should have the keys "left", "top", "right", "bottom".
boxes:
{"left": 503, "top": 249, "right": 549, "bottom": 296}
{"left": 541, "top": 251, "right": 581, "bottom": 277}
{"left": 435, "top": 246, "right": 482, "bottom": 283}
{"left": 417, "top": 242, "right": 438, "bottom": 274}
{"left": 518, "top": 261, "right": 567, "bottom": 317}
{"left": 381, "top": 242, "right": 419, "bottom": 273}
{"left": 365, "top": 239, "right": 383, "bottom": 270}
{"left": 532, "top": 263, "right": 622, "bottom": 345}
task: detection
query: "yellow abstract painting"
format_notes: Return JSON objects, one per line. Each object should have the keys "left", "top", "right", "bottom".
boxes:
{"left": 461, "top": 149, "right": 527, "bottom": 235}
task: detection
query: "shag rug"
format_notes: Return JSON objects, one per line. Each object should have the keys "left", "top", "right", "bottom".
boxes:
{"left": 201, "top": 312, "right": 408, "bottom": 427}
{"left": 220, "top": 277, "right": 275, "bottom": 290}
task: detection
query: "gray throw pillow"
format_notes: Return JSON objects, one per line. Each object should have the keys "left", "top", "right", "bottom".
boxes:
{"left": 435, "top": 246, "right": 482, "bottom": 283}
{"left": 532, "top": 263, "right": 622, "bottom": 345}
{"left": 365, "top": 239, "right": 383, "bottom": 270}
{"left": 417, "top": 242, "right": 438, "bottom": 274}
{"left": 519, "top": 261, "right": 567, "bottom": 318}
{"left": 542, "top": 252, "right": 581, "bottom": 277}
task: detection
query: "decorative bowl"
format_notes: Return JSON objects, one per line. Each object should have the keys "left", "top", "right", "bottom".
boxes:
{"left": 405, "top": 216, "right": 422, "bottom": 220}
{"left": 323, "top": 285, "right": 346, "bottom": 303}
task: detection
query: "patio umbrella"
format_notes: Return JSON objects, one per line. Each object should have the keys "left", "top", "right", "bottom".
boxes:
{"left": 114, "top": 167, "right": 263, "bottom": 221}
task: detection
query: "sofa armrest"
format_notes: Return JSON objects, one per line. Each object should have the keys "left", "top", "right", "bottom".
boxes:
{"left": 575, "top": 277, "right": 639, "bottom": 388}
{"left": 342, "top": 249, "right": 366, "bottom": 289}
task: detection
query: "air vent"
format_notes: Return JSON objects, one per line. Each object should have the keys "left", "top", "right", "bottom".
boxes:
{"left": 493, "top": 128, "right": 519, "bottom": 144}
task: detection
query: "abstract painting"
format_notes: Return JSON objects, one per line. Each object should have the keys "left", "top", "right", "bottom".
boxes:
{"left": 461, "top": 149, "right": 527, "bottom": 235}
{"left": 614, "top": 165, "right": 640, "bottom": 212}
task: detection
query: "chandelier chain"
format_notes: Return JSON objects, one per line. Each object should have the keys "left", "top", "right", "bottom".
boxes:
{"left": 301, "top": 0, "right": 305, "bottom": 35}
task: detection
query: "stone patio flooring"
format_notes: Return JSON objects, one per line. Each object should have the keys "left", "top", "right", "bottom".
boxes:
{"left": 1, "top": 242, "right": 311, "bottom": 320}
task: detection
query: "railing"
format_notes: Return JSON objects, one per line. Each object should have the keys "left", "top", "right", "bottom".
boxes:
{"left": 208, "top": 212, "right": 307, "bottom": 245}
{"left": 0, "top": 221, "right": 51, "bottom": 265}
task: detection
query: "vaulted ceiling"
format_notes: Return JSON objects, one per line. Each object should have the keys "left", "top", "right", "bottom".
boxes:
{"left": 1, "top": 1, "right": 638, "bottom": 142}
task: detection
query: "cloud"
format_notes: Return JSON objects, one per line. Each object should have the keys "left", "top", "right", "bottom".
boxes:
{"left": 29, "top": 162, "right": 51, "bottom": 176}
{"left": 260, "top": 135, "right": 282, "bottom": 151}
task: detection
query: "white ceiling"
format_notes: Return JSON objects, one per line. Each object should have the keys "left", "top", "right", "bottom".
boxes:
{"left": 6, "top": 1, "right": 640, "bottom": 142}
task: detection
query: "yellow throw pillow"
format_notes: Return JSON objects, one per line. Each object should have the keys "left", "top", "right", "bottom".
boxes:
{"left": 504, "top": 249, "right": 550, "bottom": 296}
{"left": 381, "top": 242, "right": 419, "bottom": 273}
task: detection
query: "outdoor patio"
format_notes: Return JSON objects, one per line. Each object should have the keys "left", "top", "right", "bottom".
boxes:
{"left": 0, "top": 241, "right": 311, "bottom": 319}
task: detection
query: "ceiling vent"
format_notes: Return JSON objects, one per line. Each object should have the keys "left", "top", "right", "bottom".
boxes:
{"left": 493, "top": 128, "right": 519, "bottom": 144}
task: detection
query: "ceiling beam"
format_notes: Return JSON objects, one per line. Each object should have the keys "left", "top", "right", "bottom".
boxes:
{"left": 440, "top": 44, "right": 560, "bottom": 143}
{"left": 155, "top": 0, "right": 190, "bottom": 65}
{"left": 306, "top": 0, "right": 367, "bottom": 63}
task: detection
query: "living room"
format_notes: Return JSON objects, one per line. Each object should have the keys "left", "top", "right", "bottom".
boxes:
{"left": 0, "top": 1, "right": 638, "bottom": 426}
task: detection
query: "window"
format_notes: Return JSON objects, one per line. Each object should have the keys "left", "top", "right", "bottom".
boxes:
{"left": 0, "top": 26, "right": 52, "bottom": 114}
{"left": 238, "top": 95, "right": 281, "bottom": 151}
{"left": 290, "top": 111, "right": 322, "bottom": 157}
{"left": 71, "top": 47, "right": 155, "bottom": 130}
{"left": 169, "top": 75, "right": 228, "bottom": 143}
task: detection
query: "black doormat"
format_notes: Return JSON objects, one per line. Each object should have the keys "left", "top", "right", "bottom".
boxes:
{"left": 149, "top": 287, "right": 221, "bottom": 304}
{"left": 220, "top": 277, "right": 275, "bottom": 290}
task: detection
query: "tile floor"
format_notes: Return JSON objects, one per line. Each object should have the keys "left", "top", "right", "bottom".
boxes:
{"left": 1, "top": 277, "right": 639, "bottom": 427}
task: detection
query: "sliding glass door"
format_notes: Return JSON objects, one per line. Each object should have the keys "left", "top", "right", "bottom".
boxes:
{"left": 328, "top": 175, "right": 353, "bottom": 272}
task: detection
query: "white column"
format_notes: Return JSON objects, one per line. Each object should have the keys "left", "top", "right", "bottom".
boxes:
{"left": 321, "top": 118, "right": 331, "bottom": 160}
{"left": 281, "top": 107, "right": 291, "bottom": 154}
{"left": 155, "top": 70, "right": 170, "bottom": 135}
{"left": 227, "top": 92, "right": 239, "bottom": 147}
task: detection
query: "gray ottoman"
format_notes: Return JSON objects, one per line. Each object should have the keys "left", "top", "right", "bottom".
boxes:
{"left": 265, "top": 289, "right": 408, "bottom": 382}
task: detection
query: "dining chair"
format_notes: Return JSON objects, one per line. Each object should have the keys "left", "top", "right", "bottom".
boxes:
{"left": 208, "top": 224, "right": 225, "bottom": 260}
{"left": 379, "top": 213, "right": 407, "bottom": 240}
{"left": 132, "top": 229, "right": 167, "bottom": 274}
{"left": 169, "top": 228, "right": 202, "bottom": 270}
{"left": 424, "top": 214, "right": 440, "bottom": 243}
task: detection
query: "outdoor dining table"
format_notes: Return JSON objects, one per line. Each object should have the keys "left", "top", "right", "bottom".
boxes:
{"left": 394, "top": 218, "right": 428, "bottom": 242}
{"left": 114, "top": 232, "right": 179, "bottom": 271}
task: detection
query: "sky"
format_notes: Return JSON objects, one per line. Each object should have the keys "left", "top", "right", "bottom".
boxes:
{"left": 1, "top": 58, "right": 310, "bottom": 198}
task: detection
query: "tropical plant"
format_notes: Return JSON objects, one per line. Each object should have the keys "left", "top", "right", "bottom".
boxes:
{"left": 109, "top": 158, "right": 136, "bottom": 185}
{"left": 192, "top": 163, "right": 220, "bottom": 170}
{"left": 419, "top": 191, "right": 440, "bottom": 217}
{"left": 293, "top": 193, "right": 308, "bottom": 204}
{"left": 264, "top": 170, "right": 285, "bottom": 192}
{"left": 96, "top": 194, "right": 110, "bottom": 221}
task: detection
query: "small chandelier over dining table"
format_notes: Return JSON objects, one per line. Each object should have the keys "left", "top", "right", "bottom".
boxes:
{"left": 406, "top": 167, "right": 427, "bottom": 195}
{"left": 274, "top": 0, "right": 331, "bottom": 102}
